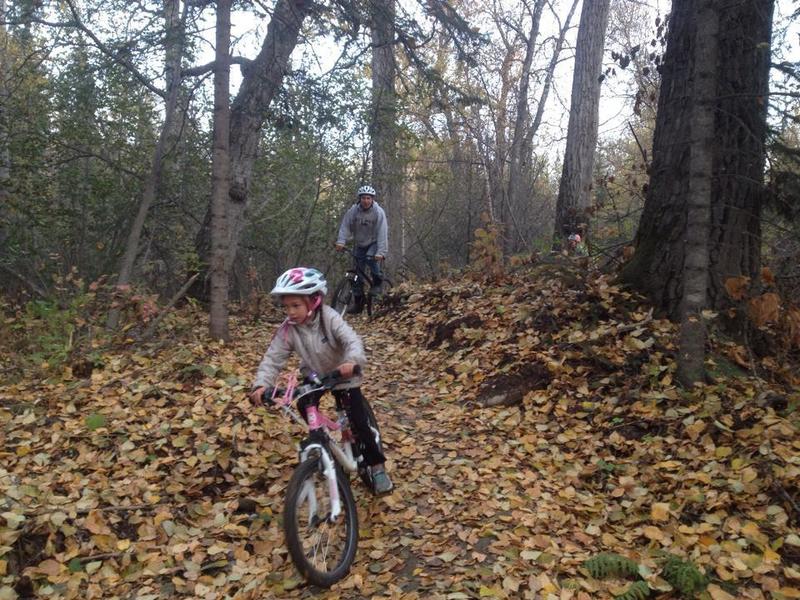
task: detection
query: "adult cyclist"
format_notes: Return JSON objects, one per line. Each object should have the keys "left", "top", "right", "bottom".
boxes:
{"left": 335, "top": 185, "right": 389, "bottom": 314}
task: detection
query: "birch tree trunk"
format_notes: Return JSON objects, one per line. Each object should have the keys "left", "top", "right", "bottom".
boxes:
{"left": 553, "top": 0, "right": 610, "bottom": 242}
{"left": 190, "top": 0, "right": 311, "bottom": 301}
{"left": 370, "top": 0, "right": 401, "bottom": 267}
{"left": 106, "top": 0, "right": 186, "bottom": 329}
{"left": 505, "top": 0, "right": 545, "bottom": 255}
{"left": 677, "top": 0, "right": 719, "bottom": 386}
{"left": 209, "top": 0, "right": 231, "bottom": 341}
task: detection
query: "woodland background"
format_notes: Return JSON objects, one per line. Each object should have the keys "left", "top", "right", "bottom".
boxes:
{"left": 1, "top": 0, "right": 800, "bottom": 598}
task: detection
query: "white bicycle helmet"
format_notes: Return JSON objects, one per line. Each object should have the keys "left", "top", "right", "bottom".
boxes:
{"left": 271, "top": 267, "right": 327, "bottom": 296}
{"left": 357, "top": 185, "right": 376, "bottom": 198}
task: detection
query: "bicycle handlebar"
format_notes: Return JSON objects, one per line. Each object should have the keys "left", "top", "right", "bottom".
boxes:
{"left": 261, "top": 365, "right": 362, "bottom": 406}
{"left": 334, "top": 244, "right": 384, "bottom": 261}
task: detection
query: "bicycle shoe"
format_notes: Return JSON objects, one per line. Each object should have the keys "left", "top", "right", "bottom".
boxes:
{"left": 371, "top": 467, "right": 393, "bottom": 494}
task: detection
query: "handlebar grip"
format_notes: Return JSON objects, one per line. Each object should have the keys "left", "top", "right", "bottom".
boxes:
{"left": 261, "top": 387, "right": 284, "bottom": 405}
{"left": 324, "top": 365, "right": 360, "bottom": 383}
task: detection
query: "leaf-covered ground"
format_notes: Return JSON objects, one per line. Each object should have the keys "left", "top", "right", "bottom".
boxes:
{"left": 1, "top": 266, "right": 799, "bottom": 599}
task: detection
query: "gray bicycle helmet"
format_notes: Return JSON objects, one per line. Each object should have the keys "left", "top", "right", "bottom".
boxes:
{"left": 357, "top": 185, "right": 376, "bottom": 198}
{"left": 271, "top": 267, "right": 327, "bottom": 296}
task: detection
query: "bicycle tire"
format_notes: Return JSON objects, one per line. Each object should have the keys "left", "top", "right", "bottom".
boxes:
{"left": 283, "top": 457, "right": 359, "bottom": 587}
{"left": 357, "top": 400, "right": 385, "bottom": 490}
{"left": 331, "top": 278, "right": 354, "bottom": 316}
{"left": 369, "top": 277, "right": 393, "bottom": 318}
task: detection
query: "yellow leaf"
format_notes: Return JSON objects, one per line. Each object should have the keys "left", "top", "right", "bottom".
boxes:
{"left": 741, "top": 521, "right": 769, "bottom": 546}
{"left": 707, "top": 583, "right": 736, "bottom": 600}
{"left": 85, "top": 510, "right": 112, "bottom": 535}
{"left": 715, "top": 446, "right": 732, "bottom": 458}
{"left": 651, "top": 503, "right": 671, "bottom": 521}
{"left": 764, "top": 547, "right": 781, "bottom": 562}
{"left": 643, "top": 526, "right": 664, "bottom": 540}
{"left": 778, "top": 588, "right": 800, "bottom": 598}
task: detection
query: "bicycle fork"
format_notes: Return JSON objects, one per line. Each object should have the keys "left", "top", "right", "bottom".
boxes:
{"left": 299, "top": 407, "right": 358, "bottom": 523}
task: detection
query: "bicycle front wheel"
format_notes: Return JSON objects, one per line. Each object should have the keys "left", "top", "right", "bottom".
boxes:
{"left": 283, "top": 457, "right": 359, "bottom": 587}
{"left": 331, "top": 278, "right": 354, "bottom": 316}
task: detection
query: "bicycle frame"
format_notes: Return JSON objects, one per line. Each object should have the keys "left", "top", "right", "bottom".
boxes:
{"left": 270, "top": 373, "right": 359, "bottom": 522}
{"left": 342, "top": 249, "right": 381, "bottom": 292}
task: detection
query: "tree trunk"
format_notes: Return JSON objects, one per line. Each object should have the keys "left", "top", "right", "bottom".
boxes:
{"left": 370, "top": 0, "right": 401, "bottom": 268}
{"left": 106, "top": 0, "right": 186, "bottom": 329}
{"left": 527, "top": 0, "right": 579, "bottom": 149}
{"left": 191, "top": 0, "right": 311, "bottom": 302}
{"left": 677, "top": 0, "right": 719, "bottom": 387}
{"left": 0, "top": 0, "right": 8, "bottom": 222}
{"left": 553, "top": 0, "right": 610, "bottom": 242}
{"left": 620, "top": 0, "right": 774, "bottom": 319}
{"left": 209, "top": 0, "right": 231, "bottom": 341}
{"left": 506, "top": 0, "right": 545, "bottom": 255}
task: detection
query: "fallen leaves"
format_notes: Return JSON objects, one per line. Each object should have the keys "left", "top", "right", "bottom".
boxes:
{"left": 0, "top": 267, "right": 798, "bottom": 599}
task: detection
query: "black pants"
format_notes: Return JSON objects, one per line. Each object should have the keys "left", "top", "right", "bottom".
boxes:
{"left": 297, "top": 387, "right": 385, "bottom": 466}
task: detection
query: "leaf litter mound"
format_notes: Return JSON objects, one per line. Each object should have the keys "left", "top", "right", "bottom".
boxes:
{"left": 1, "top": 264, "right": 799, "bottom": 599}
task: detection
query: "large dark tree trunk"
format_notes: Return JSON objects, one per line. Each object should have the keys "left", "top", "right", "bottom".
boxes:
{"left": 621, "top": 0, "right": 774, "bottom": 318}
{"left": 677, "top": 0, "right": 719, "bottom": 386}
{"left": 191, "top": 0, "right": 311, "bottom": 301}
{"left": 553, "top": 0, "right": 610, "bottom": 242}
{"left": 209, "top": 0, "right": 231, "bottom": 341}
{"left": 370, "top": 0, "right": 400, "bottom": 268}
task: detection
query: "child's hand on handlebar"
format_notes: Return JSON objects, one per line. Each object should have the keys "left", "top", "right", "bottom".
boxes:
{"left": 249, "top": 386, "right": 266, "bottom": 405}
{"left": 337, "top": 362, "right": 358, "bottom": 378}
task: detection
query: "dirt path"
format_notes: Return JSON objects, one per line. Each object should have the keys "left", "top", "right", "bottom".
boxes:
{"left": 273, "top": 318, "right": 555, "bottom": 600}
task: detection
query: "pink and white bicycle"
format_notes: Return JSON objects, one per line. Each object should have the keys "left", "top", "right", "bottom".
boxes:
{"left": 261, "top": 366, "right": 383, "bottom": 587}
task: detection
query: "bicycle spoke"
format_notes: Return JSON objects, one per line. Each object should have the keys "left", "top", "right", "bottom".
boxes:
{"left": 285, "top": 459, "right": 357, "bottom": 584}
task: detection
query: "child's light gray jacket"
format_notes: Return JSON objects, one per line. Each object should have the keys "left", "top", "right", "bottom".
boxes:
{"left": 253, "top": 305, "right": 366, "bottom": 390}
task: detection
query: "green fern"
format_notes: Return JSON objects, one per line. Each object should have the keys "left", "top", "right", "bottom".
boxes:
{"left": 662, "top": 555, "right": 708, "bottom": 598}
{"left": 583, "top": 552, "right": 640, "bottom": 580}
{"left": 615, "top": 580, "right": 651, "bottom": 600}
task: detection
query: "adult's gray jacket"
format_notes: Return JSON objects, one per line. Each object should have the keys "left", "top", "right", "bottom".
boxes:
{"left": 336, "top": 202, "right": 389, "bottom": 257}
{"left": 253, "top": 305, "right": 366, "bottom": 390}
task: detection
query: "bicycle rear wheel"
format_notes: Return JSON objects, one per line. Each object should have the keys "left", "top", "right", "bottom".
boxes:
{"left": 284, "top": 457, "right": 359, "bottom": 587}
{"left": 331, "top": 278, "right": 354, "bottom": 316}
{"left": 369, "top": 277, "right": 393, "bottom": 318}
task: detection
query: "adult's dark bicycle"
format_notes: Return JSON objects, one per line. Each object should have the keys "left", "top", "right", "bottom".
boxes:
{"left": 330, "top": 249, "right": 393, "bottom": 318}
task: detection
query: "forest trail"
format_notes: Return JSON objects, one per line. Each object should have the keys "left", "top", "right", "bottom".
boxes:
{"left": 242, "top": 315, "right": 562, "bottom": 600}
{"left": 2, "top": 269, "right": 798, "bottom": 600}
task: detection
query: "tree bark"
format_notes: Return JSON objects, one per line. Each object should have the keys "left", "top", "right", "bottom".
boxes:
{"left": 0, "top": 0, "right": 11, "bottom": 254}
{"left": 620, "top": 0, "right": 774, "bottom": 319}
{"left": 553, "top": 0, "right": 610, "bottom": 242}
{"left": 370, "top": 0, "right": 401, "bottom": 268}
{"left": 209, "top": 0, "right": 231, "bottom": 341}
{"left": 106, "top": 0, "right": 186, "bottom": 329}
{"left": 677, "top": 0, "right": 719, "bottom": 387}
{"left": 505, "top": 0, "right": 545, "bottom": 255}
{"left": 191, "top": 0, "right": 311, "bottom": 301}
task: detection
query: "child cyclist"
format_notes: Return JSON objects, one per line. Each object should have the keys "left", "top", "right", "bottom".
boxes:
{"left": 249, "top": 267, "right": 393, "bottom": 494}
